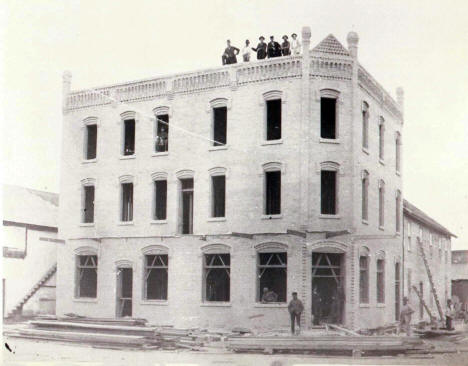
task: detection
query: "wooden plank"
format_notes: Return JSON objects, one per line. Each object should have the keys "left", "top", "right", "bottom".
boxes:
{"left": 30, "top": 320, "right": 155, "bottom": 334}
{"left": 326, "top": 323, "right": 361, "bottom": 336}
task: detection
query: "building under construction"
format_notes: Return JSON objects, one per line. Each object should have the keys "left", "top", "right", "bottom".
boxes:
{"left": 56, "top": 26, "right": 455, "bottom": 331}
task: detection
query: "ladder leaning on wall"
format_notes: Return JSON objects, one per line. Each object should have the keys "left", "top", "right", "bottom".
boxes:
{"left": 416, "top": 237, "right": 444, "bottom": 322}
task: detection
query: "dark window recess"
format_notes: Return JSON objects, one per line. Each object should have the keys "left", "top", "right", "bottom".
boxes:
{"left": 266, "top": 99, "right": 281, "bottom": 140}
{"left": 213, "top": 107, "right": 227, "bottom": 146}
{"left": 154, "top": 180, "right": 167, "bottom": 220}
{"left": 204, "top": 254, "right": 230, "bottom": 302}
{"left": 121, "top": 183, "right": 133, "bottom": 222}
{"left": 321, "top": 97, "right": 336, "bottom": 139}
{"left": 321, "top": 170, "right": 337, "bottom": 215}
{"left": 180, "top": 178, "right": 194, "bottom": 234}
{"left": 155, "top": 114, "right": 169, "bottom": 152}
{"left": 86, "top": 125, "right": 97, "bottom": 159}
{"left": 395, "top": 262, "right": 401, "bottom": 321}
{"left": 265, "top": 171, "right": 281, "bottom": 215}
{"left": 377, "top": 259, "right": 385, "bottom": 303}
{"left": 258, "top": 252, "right": 287, "bottom": 302}
{"left": 77, "top": 255, "right": 97, "bottom": 298}
{"left": 117, "top": 268, "right": 133, "bottom": 317}
{"left": 83, "top": 186, "right": 95, "bottom": 223}
{"left": 212, "top": 176, "right": 226, "bottom": 217}
{"left": 123, "top": 119, "right": 135, "bottom": 155}
{"left": 145, "top": 255, "right": 168, "bottom": 300}
{"left": 359, "top": 256, "right": 369, "bottom": 303}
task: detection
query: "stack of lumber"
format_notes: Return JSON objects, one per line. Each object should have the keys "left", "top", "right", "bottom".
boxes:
{"left": 226, "top": 335, "right": 430, "bottom": 356}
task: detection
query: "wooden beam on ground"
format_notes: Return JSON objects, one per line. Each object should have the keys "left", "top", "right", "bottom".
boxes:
{"left": 286, "top": 229, "right": 307, "bottom": 238}
{"left": 40, "top": 237, "right": 65, "bottom": 244}
{"left": 231, "top": 232, "right": 254, "bottom": 239}
{"left": 326, "top": 323, "right": 361, "bottom": 336}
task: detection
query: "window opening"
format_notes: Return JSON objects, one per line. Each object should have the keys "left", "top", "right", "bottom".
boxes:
{"left": 180, "top": 178, "right": 194, "bottom": 234}
{"left": 321, "top": 97, "right": 336, "bottom": 139}
{"left": 266, "top": 99, "right": 281, "bottom": 140}
{"left": 76, "top": 255, "right": 97, "bottom": 298}
{"left": 86, "top": 125, "right": 97, "bottom": 159}
{"left": 204, "top": 253, "right": 230, "bottom": 301}
{"left": 123, "top": 119, "right": 135, "bottom": 155}
{"left": 144, "top": 254, "right": 168, "bottom": 300}
{"left": 154, "top": 180, "right": 167, "bottom": 220}
{"left": 213, "top": 107, "right": 227, "bottom": 146}
{"left": 321, "top": 170, "right": 337, "bottom": 214}
{"left": 258, "top": 252, "right": 287, "bottom": 302}
{"left": 83, "top": 185, "right": 95, "bottom": 223}
{"left": 116, "top": 267, "right": 132, "bottom": 317}
{"left": 121, "top": 183, "right": 133, "bottom": 222}
{"left": 265, "top": 171, "right": 281, "bottom": 215}
{"left": 211, "top": 175, "right": 225, "bottom": 217}
{"left": 377, "top": 259, "right": 385, "bottom": 303}
{"left": 395, "top": 262, "right": 401, "bottom": 321}
{"left": 155, "top": 114, "right": 169, "bottom": 152}
{"left": 359, "top": 255, "right": 369, "bottom": 303}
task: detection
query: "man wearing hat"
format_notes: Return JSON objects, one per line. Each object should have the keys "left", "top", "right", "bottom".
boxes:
{"left": 221, "top": 40, "right": 240, "bottom": 65}
{"left": 288, "top": 292, "right": 304, "bottom": 335}
{"left": 291, "top": 33, "right": 301, "bottom": 55}
{"left": 252, "top": 36, "right": 267, "bottom": 60}
{"left": 281, "top": 35, "right": 291, "bottom": 56}
{"left": 267, "top": 36, "right": 281, "bottom": 58}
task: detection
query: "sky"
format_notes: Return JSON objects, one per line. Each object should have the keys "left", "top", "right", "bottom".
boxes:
{"left": 1, "top": 0, "right": 467, "bottom": 249}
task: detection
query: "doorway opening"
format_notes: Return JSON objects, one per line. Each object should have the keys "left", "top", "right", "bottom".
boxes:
{"left": 116, "top": 267, "right": 133, "bottom": 317}
{"left": 312, "top": 252, "right": 345, "bottom": 325}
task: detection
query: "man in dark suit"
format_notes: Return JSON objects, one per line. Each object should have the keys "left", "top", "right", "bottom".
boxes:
{"left": 221, "top": 40, "right": 240, "bottom": 65}
{"left": 267, "top": 36, "right": 281, "bottom": 58}
{"left": 252, "top": 36, "right": 267, "bottom": 60}
{"left": 281, "top": 35, "right": 291, "bottom": 56}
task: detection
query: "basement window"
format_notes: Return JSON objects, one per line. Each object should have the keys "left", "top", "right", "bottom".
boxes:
{"left": 376, "top": 259, "right": 385, "bottom": 303}
{"left": 213, "top": 107, "right": 227, "bottom": 146}
{"left": 257, "top": 252, "right": 287, "bottom": 302}
{"left": 180, "top": 178, "right": 194, "bottom": 234}
{"left": 359, "top": 255, "right": 369, "bottom": 304}
{"left": 266, "top": 99, "right": 281, "bottom": 140}
{"left": 82, "top": 185, "right": 95, "bottom": 223}
{"left": 123, "top": 119, "right": 135, "bottom": 155}
{"left": 76, "top": 255, "right": 97, "bottom": 298}
{"left": 155, "top": 114, "right": 169, "bottom": 152}
{"left": 203, "top": 254, "right": 230, "bottom": 302}
{"left": 321, "top": 170, "right": 337, "bottom": 215}
{"left": 85, "top": 125, "right": 97, "bottom": 160}
{"left": 265, "top": 171, "right": 281, "bottom": 215}
{"left": 121, "top": 183, "right": 133, "bottom": 222}
{"left": 154, "top": 180, "right": 167, "bottom": 220}
{"left": 211, "top": 175, "right": 226, "bottom": 218}
{"left": 321, "top": 97, "right": 336, "bottom": 139}
{"left": 144, "top": 254, "right": 168, "bottom": 300}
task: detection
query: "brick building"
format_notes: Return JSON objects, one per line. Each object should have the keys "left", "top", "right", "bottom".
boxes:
{"left": 57, "top": 26, "right": 452, "bottom": 330}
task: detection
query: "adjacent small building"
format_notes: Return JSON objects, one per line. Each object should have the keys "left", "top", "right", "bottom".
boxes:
{"left": 2, "top": 184, "right": 59, "bottom": 318}
{"left": 451, "top": 250, "right": 468, "bottom": 312}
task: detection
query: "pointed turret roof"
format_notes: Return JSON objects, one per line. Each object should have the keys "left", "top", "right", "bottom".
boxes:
{"left": 312, "top": 34, "right": 350, "bottom": 56}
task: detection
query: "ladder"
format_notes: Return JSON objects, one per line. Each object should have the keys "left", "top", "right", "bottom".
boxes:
{"left": 412, "top": 285, "right": 436, "bottom": 323}
{"left": 417, "top": 238, "right": 444, "bottom": 321}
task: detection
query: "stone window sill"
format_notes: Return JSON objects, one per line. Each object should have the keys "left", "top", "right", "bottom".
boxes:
{"left": 377, "top": 303, "right": 386, "bottom": 308}
{"left": 207, "top": 217, "right": 226, "bottom": 222}
{"left": 79, "top": 223, "right": 95, "bottom": 227}
{"left": 200, "top": 302, "right": 231, "bottom": 307}
{"left": 396, "top": 170, "right": 401, "bottom": 176}
{"left": 120, "top": 154, "right": 136, "bottom": 160}
{"left": 209, "top": 145, "right": 228, "bottom": 151}
{"left": 320, "top": 214, "right": 341, "bottom": 220}
{"left": 379, "top": 225, "right": 385, "bottom": 231}
{"left": 140, "top": 300, "right": 168, "bottom": 306}
{"left": 379, "top": 158, "right": 385, "bottom": 166}
{"left": 319, "top": 138, "right": 340, "bottom": 144}
{"left": 118, "top": 221, "right": 134, "bottom": 226}
{"left": 362, "top": 219, "right": 368, "bottom": 225}
{"left": 362, "top": 147, "right": 369, "bottom": 155}
{"left": 261, "top": 214, "right": 283, "bottom": 220}
{"left": 254, "top": 303, "right": 288, "bottom": 308}
{"left": 73, "top": 297, "right": 98, "bottom": 303}
{"left": 150, "top": 220, "right": 167, "bottom": 225}
{"left": 82, "top": 158, "right": 97, "bottom": 164}
{"left": 359, "top": 303, "right": 370, "bottom": 308}
{"left": 261, "top": 139, "right": 283, "bottom": 146}
{"left": 152, "top": 152, "right": 169, "bottom": 157}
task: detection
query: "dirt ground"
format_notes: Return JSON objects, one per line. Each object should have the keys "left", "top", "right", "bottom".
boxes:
{"left": 3, "top": 336, "right": 468, "bottom": 366}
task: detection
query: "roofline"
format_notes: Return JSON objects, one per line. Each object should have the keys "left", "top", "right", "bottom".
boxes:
{"left": 403, "top": 199, "right": 457, "bottom": 238}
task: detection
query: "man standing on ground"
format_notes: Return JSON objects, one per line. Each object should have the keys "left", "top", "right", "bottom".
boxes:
{"left": 288, "top": 292, "right": 304, "bottom": 335}
{"left": 446, "top": 299, "right": 455, "bottom": 330}
{"left": 399, "top": 296, "right": 415, "bottom": 336}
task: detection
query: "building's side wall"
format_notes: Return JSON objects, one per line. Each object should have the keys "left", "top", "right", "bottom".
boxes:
{"left": 403, "top": 216, "right": 452, "bottom": 322}
{"left": 3, "top": 227, "right": 57, "bottom": 316}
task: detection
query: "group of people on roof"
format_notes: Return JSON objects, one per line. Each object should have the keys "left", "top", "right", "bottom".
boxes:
{"left": 222, "top": 33, "right": 301, "bottom": 65}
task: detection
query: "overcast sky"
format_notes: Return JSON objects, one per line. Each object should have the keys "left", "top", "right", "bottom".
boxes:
{"left": 1, "top": 0, "right": 467, "bottom": 249}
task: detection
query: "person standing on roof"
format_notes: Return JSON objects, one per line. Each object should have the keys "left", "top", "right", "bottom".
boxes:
{"left": 242, "top": 40, "right": 252, "bottom": 62}
{"left": 267, "top": 36, "right": 281, "bottom": 58}
{"left": 281, "top": 35, "right": 291, "bottom": 56}
{"left": 222, "top": 40, "right": 240, "bottom": 65}
{"left": 288, "top": 292, "right": 304, "bottom": 335}
{"left": 291, "top": 33, "right": 301, "bottom": 55}
{"left": 252, "top": 36, "right": 267, "bottom": 60}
